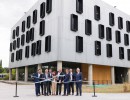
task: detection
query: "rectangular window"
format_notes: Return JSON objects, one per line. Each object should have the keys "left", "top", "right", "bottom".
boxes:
{"left": 22, "top": 21, "right": 25, "bottom": 32}
{"left": 40, "top": 2, "right": 45, "bottom": 18}
{"left": 76, "top": 36, "right": 83, "bottom": 53}
{"left": 13, "top": 40, "right": 16, "bottom": 50}
{"left": 118, "top": 17, "right": 123, "bottom": 29}
{"left": 95, "top": 41, "right": 101, "bottom": 56}
{"left": 19, "top": 49, "right": 22, "bottom": 60}
{"left": 119, "top": 47, "right": 124, "bottom": 59}
{"left": 94, "top": 5, "right": 100, "bottom": 21}
{"left": 30, "top": 27, "right": 34, "bottom": 41}
{"left": 12, "top": 30, "right": 15, "bottom": 39}
{"left": 71, "top": 14, "right": 78, "bottom": 32}
{"left": 11, "top": 53, "right": 14, "bottom": 62}
{"left": 127, "top": 49, "right": 130, "bottom": 61}
{"left": 109, "top": 12, "right": 115, "bottom": 26}
{"left": 126, "top": 21, "right": 130, "bottom": 33}
{"left": 17, "top": 38, "right": 20, "bottom": 48}
{"left": 16, "top": 50, "right": 19, "bottom": 61}
{"left": 76, "top": 0, "right": 83, "bottom": 14}
{"left": 21, "top": 34, "right": 25, "bottom": 46}
{"left": 31, "top": 42, "right": 36, "bottom": 56}
{"left": 85, "top": 19, "right": 92, "bottom": 35}
{"left": 106, "top": 44, "right": 112, "bottom": 58}
{"left": 124, "top": 34, "right": 129, "bottom": 46}
{"left": 26, "top": 31, "right": 30, "bottom": 43}
{"left": 45, "top": 35, "right": 51, "bottom": 52}
{"left": 27, "top": 16, "right": 31, "bottom": 29}
{"left": 98, "top": 24, "right": 104, "bottom": 39}
{"left": 46, "top": 0, "right": 52, "bottom": 14}
{"left": 39, "top": 20, "right": 45, "bottom": 36}
{"left": 33, "top": 10, "right": 37, "bottom": 24}
{"left": 36, "top": 40, "right": 42, "bottom": 55}
{"left": 16, "top": 26, "right": 19, "bottom": 37}
{"left": 25, "top": 46, "right": 30, "bottom": 58}
{"left": 106, "top": 27, "right": 112, "bottom": 41}
{"left": 115, "top": 31, "right": 121, "bottom": 43}
{"left": 10, "top": 43, "right": 12, "bottom": 52}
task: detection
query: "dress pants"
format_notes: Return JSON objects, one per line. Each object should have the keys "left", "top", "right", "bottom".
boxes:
{"left": 56, "top": 83, "right": 62, "bottom": 95}
{"left": 44, "top": 82, "right": 49, "bottom": 95}
{"left": 64, "top": 83, "right": 69, "bottom": 95}
{"left": 76, "top": 82, "right": 82, "bottom": 96}
{"left": 69, "top": 82, "right": 74, "bottom": 94}
{"left": 48, "top": 81, "right": 52, "bottom": 94}
{"left": 35, "top": 83, "right": 40, "bottom": 96}
{"left": 40, "top": 82, "right": 44, "bottom": 95}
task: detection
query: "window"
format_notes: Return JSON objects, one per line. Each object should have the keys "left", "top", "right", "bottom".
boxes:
{"left": 76, "top": 36, "right": 83, "bottom": 53}
{"left": 40, "top": 2, "right": 45, "bottom": 18}
{"left": 127, "top": 49, "right": 130, "bottom": 61}
{"left": 16, "top": 26, "right": 19, "bottom": 37}
{"left": 106, "top": 44, "right": 112, "bottom": 57}
{"left": 94, "top": 5, "right": 100, "bottom": 21}
{"left": 12, "top": 30, "right": 15, "bottom": 39}
{"left": 118, "top": 17, "right": 123, "bottom": 29}
{"left": 76, "top": 0, "right": 83, "bottom": 14}
{"left": 39, "top": 20, "right": 45, "bottom": 36}
{"left": 31, "top": 42, "right": 36, "bottom": 56}
{"left": 11, "top": 53, "right": 14, "bottom": 62}
{"left": 33, "top": 10, "right": 37, "bottom": 24}
{"left": 46, "top": 0, "right": 52, "bottom": 14}
{"left": 30, "top": 28, "right": 34, "bottom": 41}
{"left": 45, "top": 35, "right": 51, "bottom": 52}
{"left": 71, "top": 14, "right": 78, "bottom": 32}
{"left": 98, "top": 24, "right": 104, "bottom": 39}
{"left": 85, "top": 19, "right": 92, "bottom": 35}
{"left": 26, "top": 31, "right": 30, "bottom": 43}
{"left": 22, "top": 21, "right": 25, "bottom": 32}
{"left": 36, "top": 40, "right": 42, "bottom": 55}
{"left": 13, "top": 40, "right": 16, "bottom": 50}
{"left": 95, "top": 41, "right": 101, "bottom": 56}
{"left": 106, "top": 27, "right": 112, "bottom": 41}
{"left": 119, "top": 47, "right": 124, "bottom": 59}
{"left": 25, "top": 46, "right": 30, "bottom": 58}
{"left": 16, "top": 50, "right": 19, "bottom": 61}
{"left": 115, "top": 31, "right": 121, "bottom": 43}
{"left": 126, "top": 21, "right": 130, "bottom": 33}
{"left": 27, "top": 16, "right": 31, "bottom": 29}
{"left": 19, "top": 49, "right": 22, "bottom": 60}
{"left": 17, "top": 38, "right": 20, "bottom": 48}
{"left": 124, "top": 34, "right": 129, "bottom": 46}
{"left": 21, "top": 34, "right": 25, "bottom": 46}
{"left": 109, "top": 12, "right": 115, "bottom": 26}
{"left": 10, "top": 43, "right": 12, "bottom": 52}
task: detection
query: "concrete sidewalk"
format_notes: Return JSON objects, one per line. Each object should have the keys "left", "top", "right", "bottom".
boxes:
{"left": 0, "top": 82, "right": 129, "bottom": 100}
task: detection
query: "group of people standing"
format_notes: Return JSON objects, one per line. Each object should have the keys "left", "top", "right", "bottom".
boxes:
{"left": 32, "top": 68, "right": 82, "bottom": 97}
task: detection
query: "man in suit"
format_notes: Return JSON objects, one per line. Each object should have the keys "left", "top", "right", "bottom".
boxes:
{"left": 69, "top": 69, "right": 75, "bottom": 95}
{"left": 56, "top": 69, "right": 64, "bottom": 95}
{"left": 75, "top": 68, "right": 82, "bottom": 96}
{"left": 39, "top": 70, "right": 44, "bottom": 95}
{"left": 43, "top": 69, "right": 50, "bottom": 96}
{"left": 62, "top": 68, "right": 70, "bottom": 96}
{"left": 48, "top": 68, "right": 52, "bottom": 95}
{"left": 33, "top": 69, "right": 41, "bottom": 96}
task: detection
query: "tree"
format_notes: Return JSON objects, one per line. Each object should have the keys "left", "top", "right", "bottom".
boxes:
{"left": 0, "top": 66, "right": 4, "bottom": 73}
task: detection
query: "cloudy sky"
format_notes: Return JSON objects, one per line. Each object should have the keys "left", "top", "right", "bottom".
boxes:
{"left": 0, "top": 0, "right": 130, "bottom": 67}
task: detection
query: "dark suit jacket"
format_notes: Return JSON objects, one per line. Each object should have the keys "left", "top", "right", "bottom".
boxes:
{"left": 69, "top": 72, "right": 76, "bottom": 81}
{"left": 64, "top": 73, "right": 70, "bottom": 82}
{"left": 57, "top": 72, "right": 64, "bottom": 82}
{"left": 33, "top": 73, "right": 40, "bottom": 83}
{"left": 75, "top": 72, "right": 82, "bottom": 82}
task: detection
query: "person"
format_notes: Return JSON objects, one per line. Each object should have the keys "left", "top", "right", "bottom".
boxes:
{"left": 48, "top": 68, "right": 53, "bottom": 95}
{"left": 75, "top": 68, "right": 82, "bottom": 96}
{"left": 69, "top": 69, "right": 75, "bottom": 95}
{"left": 56, "top": 69, "right": 64, "bottom": 95}
{"left": 62, "top": 68, "right": 70, "bottom": 96}
{"left": 32, "top": 69, "right": 41, "bottom": 96}
{"left": 39, "top": 70, "right": 44, "bottom": 95}
{"left": 52, "top": 71, "right": 57, "bottom": 95}
{"left": 43, "top": 69, "right": 50, "bottom": 96}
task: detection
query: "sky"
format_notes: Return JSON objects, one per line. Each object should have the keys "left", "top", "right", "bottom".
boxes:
{"left": 0, "top": 0, "right": 130, "bottom": 67}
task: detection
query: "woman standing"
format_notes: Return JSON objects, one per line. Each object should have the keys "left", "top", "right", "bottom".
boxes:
{"left": 52, "top": 71, "right": 57, "bottom": 95}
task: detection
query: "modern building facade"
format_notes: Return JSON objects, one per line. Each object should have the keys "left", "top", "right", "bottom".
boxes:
{"left": 9, "top": 0, "right": 130, "bottom": 84}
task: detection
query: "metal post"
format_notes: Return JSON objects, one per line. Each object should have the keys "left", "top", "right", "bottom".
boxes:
{"left": 13, "top": 81, "right": 19, "bottom": 97}
{"left": 92, "top": 81, "right": 97, "bottom": 97}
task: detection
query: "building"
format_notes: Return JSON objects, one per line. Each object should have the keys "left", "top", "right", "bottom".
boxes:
{"left": 9, "top": 0, "right": 130, "bottom": 84}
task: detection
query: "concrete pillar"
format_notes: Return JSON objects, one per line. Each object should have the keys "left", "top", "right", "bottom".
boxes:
{"left": 38, "top": 64, "right": 42, "bottom": 69}
{"left": 57, "top": 61, "right": 62, "bottom": 71}
{"left": 88, "top": 64, "right": 93, "bottom": 85}
{"left": 111, "top": 66, "right": 115, "bottom": 84}
{"left": 9, "top": 68, "right": 12, "bottom": 81}
{"left": 128, "top": 68, "right": 130, "bottom": 83}
{"left": 16, "top": 68, "right": 19, "bottom": 81}
{"left": 24, "top": 66, "right": 28, "bottom": 82}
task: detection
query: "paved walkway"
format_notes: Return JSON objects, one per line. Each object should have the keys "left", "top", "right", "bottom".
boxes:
{"left": 0, "top": 82, "right": 130, "bottom": 100}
